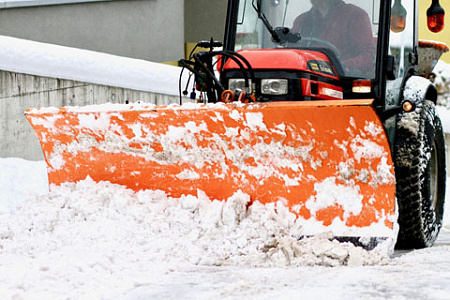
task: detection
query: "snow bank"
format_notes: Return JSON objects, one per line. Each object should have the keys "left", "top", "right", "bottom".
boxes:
{"left": 0, "top": 35, "right": 186, "bottom": 96}
{"left": 435, "top": 60, "right": 450, "bottom": 133}
{"left": 0, "top": 158, "right": 48, "bottom": 214}
{"left": 0, "top": 177, "right": 390, "bottom": 298}
{"left": 434, "top": 60, "right": 450, "bottom": 98}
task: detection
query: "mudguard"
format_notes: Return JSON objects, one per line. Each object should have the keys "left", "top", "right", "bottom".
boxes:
{"left": 403, "top": 75, "right": 438, "bottom": 105}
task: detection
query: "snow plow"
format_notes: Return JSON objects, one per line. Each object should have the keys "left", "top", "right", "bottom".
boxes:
{"left": 26, "top": 0, "right": 447, "bottom": 250}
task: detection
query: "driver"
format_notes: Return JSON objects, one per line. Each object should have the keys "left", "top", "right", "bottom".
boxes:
{"left": 292, "top": 0, "right": 376, "bottom": 77}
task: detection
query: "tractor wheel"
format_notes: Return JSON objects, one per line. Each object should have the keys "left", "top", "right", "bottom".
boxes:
{"left": 394, "top": 100, "right": 446, "bottom": 249}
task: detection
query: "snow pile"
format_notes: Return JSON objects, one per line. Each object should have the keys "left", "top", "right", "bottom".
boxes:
{"left": 0, "top": 178, "right": 389, "bottom": 298}
{"left": 0, "top": 35, "right": 186, "bottom": 96}
{"left": 435, "top": 60, "right": 450, "bottom": 134}
{"left": 0, "top": 158, "right": 48, "bottom": 214}
{"left": 434, "top": 60, "right": 450, "bottom": 105}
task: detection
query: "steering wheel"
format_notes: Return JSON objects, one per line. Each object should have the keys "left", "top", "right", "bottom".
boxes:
{"left": 271, "top": 27, "right": 345, "bottom": 75}
{"left": 271, "top": 27, "right": 341, "bottom": 58}
{"left": 295, "top": 37, "right": 341, "bottom": 59}
{"left": 291, "top": 37, "right": 346, "bottom": 76}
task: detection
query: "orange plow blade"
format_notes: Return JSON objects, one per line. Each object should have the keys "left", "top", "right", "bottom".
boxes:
{"left": 25, "top": 100, "right": 396, "bottom": 243}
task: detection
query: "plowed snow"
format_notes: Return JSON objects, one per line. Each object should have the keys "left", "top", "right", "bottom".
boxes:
{"left": 0, "top": 177, "right": 390, "bottom": 298}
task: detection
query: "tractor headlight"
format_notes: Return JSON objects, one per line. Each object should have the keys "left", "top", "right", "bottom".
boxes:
{"left": 261, "top": 79, "right": 288, "bottom": 95}
{"left": 228, "top": 78, "right": 252, "bottom": 92}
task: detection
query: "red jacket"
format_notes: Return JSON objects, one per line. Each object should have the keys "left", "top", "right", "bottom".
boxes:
{"left": 292, "top": 1, "right": 376, "bottom": 77}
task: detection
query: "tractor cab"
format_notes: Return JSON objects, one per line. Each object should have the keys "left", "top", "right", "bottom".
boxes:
{"left": 232, "top": 0, "right": 378, "bottom": 77}
{"left": 227, "top": 0, "right": 378, "bottom": 95}
{"left": 221, "top": 0, "right": 394, "bottom": 103}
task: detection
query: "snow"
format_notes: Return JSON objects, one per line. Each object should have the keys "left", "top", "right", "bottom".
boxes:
{"left": 0, "top": 158, "right": 48, "bottom": 214}
{"left": 0, "top": 35, "right": 186, "bottom": 96}
{"left": 0, "top": 156, "right": 449, "bottom": 299}
{"left": 436, "top": 62, "right": 450, "bottom": 143}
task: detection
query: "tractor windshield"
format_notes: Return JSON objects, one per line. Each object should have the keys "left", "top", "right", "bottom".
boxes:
{"left": 236, "top": 0, "right": 381, "bottom": 78}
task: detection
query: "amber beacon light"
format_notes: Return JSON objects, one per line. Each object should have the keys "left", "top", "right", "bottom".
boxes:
{"left": 391, "top": 0, "right": 407, "bottom": 32}
{"left": 427, "top": 0, "right": 445, "bottom": 33}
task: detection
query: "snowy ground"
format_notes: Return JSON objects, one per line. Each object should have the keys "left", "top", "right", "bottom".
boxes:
{"left": 0, "top": 154, "right": 450, "bottom": 299}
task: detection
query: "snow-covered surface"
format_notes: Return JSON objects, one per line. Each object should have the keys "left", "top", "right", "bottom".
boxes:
{"left": 434, "top": 60, "right": 450, "bottom": 104}
{"left": 436, "top": 61, "right": 450, "bottom": 132}
{"left": 0, "top": 158, "right": 48, "bottom": 214}
{"left": 0, "top": 157, "right": 449, "bottom": 299}
{"left": 0, "top": 118, "right": 449, "bottom": 296}
{"left": 437, "top": 105, "right": 450, "bottom": 134}
{"left": 0, "top": 35, "right": 185, "bottom": 96}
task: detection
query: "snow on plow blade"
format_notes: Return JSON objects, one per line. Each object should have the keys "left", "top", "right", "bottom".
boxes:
{"left": 25, "top": 99, "right": 396, "bottom": 243}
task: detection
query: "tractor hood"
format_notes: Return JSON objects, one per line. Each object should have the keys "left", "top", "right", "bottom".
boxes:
{"left": 222, "top": 49, "right": 340, "bottom": 80}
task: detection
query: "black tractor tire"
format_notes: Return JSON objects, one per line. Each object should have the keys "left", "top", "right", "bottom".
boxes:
{"left": 394, "top": 100, "right": 446, "bottom": 249}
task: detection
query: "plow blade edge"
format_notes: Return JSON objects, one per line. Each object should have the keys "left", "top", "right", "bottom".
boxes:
{"left": 26, "top": 100, "right": 396, "bottom": 239}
